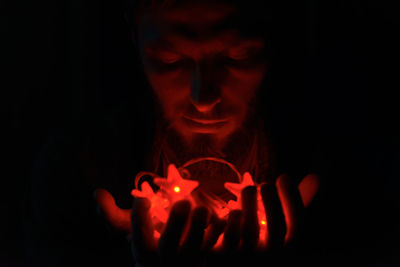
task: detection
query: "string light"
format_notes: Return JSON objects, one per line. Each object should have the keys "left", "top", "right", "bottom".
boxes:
{"left": 132, "top": 160, "right": 267, "bottom": 245}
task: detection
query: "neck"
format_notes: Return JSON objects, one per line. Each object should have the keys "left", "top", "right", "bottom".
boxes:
{"left": 149, "top": 117, "right": 272, "bottom": 183}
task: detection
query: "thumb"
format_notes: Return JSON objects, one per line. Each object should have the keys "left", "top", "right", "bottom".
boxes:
{"left": 298, "top": 174, "right": 320, "bottom": 207}
{"left": 94, "top": 188, "right": 131, "bottom": 232}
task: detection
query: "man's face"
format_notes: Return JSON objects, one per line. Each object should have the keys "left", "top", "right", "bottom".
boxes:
{"left": 136, "top": 1, "right": 267, "bottom": 146}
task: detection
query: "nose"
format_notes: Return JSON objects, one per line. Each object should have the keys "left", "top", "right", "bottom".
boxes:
{"left": 190, "top": 63, "right": 221, "bottom": 113}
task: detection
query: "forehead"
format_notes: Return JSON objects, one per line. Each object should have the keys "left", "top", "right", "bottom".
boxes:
{"left": 137, "top": 1, "right": 259, "bottom": 45}
{"left": 159, "top": 1, "right": 236, "bottom": 33}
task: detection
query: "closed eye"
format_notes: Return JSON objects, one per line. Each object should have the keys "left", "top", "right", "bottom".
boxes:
{"left": 145, "top": 47, "right": 183, "bottom": 64}
{"left": 158, "top": 51, "right": 183, "bottom": 64}
{"left": 227, "top": 47, "right": 249, "bottom": 61}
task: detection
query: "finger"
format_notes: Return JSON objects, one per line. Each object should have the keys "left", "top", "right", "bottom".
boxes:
{"left": 276, "top": 174, "right": 304, "bottom": 244}
{"left": 260, "top": 183, "right": 286, "bottom": 249}
{"left": 180, "top": 206, "right": 209, "bottom": 257}
{"left": 131, "top": 197, "right": 157, "bottom": 265}
{"left": 158, "top": 200, "right": 191, "bottom": 261}
{"left": 222, "top": 210, "right": 242, "bottom": 252}
{"left": 298, "top": 174, "right": 320, "bottom": 207}
{"left": 203, "top": 214, "right": 226, "bottom": 250}
{"left": 94, "top": 188, "right": 131, "bottom": 232}
{"left": 241, "top": 186, "right": 259, "bottom": 250}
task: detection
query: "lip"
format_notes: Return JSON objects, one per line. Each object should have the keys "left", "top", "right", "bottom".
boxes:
{"left": 182, "top": 115, "right": 230, "bottom": 133}
{"left": 183, "top": 115, "right": 230, "bottom": 125}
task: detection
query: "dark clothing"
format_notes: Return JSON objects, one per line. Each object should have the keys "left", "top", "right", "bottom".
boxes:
{"left": 27, "top": 105, "right": 400, "bottom": 267}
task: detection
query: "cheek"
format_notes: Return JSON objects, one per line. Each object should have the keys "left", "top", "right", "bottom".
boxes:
{"left": 144, "top": 68, "right": 192, "bottom": 117}
{"left": 223, "top": 66, "right": 266, "bottom": 108}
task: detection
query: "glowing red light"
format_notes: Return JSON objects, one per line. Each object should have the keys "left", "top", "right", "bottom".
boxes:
{"left": 131, "top": 163, "right": 319, "bottom": 249}
{"left": 154, "top": 231, "right": 161, "bottom": 239}
{"left": 154, "top": 164, "right": 199, "bottom": 204}
{"left": 132, "top": 164, "right": 199, "bottom": 238}
{"left": 224, "top": 172, "right": 268, "bottom": 245}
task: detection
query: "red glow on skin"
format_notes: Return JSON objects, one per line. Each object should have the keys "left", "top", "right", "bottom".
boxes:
{"left": 257, "top": 193, "right": 268, "bottom": 245}
{"left": 276, "top": 174, "right": 320, "bottom": 243}
{"left": 160, "top": 1, "right": 236, "bottom": 28}
{"left": 214, "top": 233, "right": 224, "bottom": 249}
{"left": 131, "top": 164, "right": 199, "bottom": 238}
{"left": 94, "top": 0, "right": 324, "bottom": 252}
{"left": 137, "top": 1, "right": 267, "bottom": 147}
{"left": 153, "top": 231, "right": 161, "bottom": 239}
{"left": 299, "top": 174, "right": 320, "bottom": 207}
{"left": 224, "top": 172, "right": 268, "bottom": 244}
{"left": 222, "top": 172, "right": 320, "bottom": 247}
{"left": 131, "top": 181, "right": 169, "bottom": 224}
{"left": 94, "top": 189, "right": 131, "bottom": 232}
{"left": 154, "top": 164, "right": 199, "bottom": 203}
{"left": 129, "top": 165, "right": 319, "bottom": 247}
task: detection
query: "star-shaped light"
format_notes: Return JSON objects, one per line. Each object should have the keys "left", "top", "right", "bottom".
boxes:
{"left": 154, "top": 164, "right": 199, "bottom": 204}
{"left": 131, "top": 180, "right": 157, "bottom": 199}
{"left": 224, "top": 172, "right": 268, "bottom": 245}
{"left": 131, "top": 181, "right": 169, "bottom": 223}
{"left": 224, "top": 172, "right": 255, "bottom": 207}
{"left": 131, "top": 164, "right": 200, "bottom": 240}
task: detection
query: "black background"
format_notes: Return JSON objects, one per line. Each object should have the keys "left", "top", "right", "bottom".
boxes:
{"left": 3, "top": 0, "right": 400, "bottom": 266}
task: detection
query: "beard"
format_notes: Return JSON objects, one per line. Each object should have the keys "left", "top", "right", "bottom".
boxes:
{"left": 149, "top": 93, "right": 265, "bottom": 174}
{"left": 162, "top": 126, "right": 227, "bottom": 165}
{"left": 157, "top": 112, "right": 259, "bottom": 169}
{"left": 150, "top": 110, "right": 270, "bottom": 204}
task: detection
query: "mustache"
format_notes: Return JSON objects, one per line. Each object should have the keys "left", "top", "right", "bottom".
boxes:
{"left": 180, "top": 101, "right": 239, "bottom": 121}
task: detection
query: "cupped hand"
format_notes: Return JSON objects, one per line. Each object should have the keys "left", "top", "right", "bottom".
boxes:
{"left": 94, "top": 173, "right": 319, "bottom": 266}
{"left": 215, "top": 173, "right": 319, "bottom": 254}
{"left": 94, "top": 189, "right": 219, "bottom": 266}
{"left": 130, "top": 198, "right": 224, "bottom": 266}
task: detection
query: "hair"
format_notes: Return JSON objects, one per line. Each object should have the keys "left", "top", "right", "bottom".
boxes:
{"left": 119, "top": 0, "right": 315, "bottom": 182}
{"left": 124, "top": 0, "right": 175, "bottom": 28}
{"left": 123, "top": 0, "right": 273, "bottom": 31}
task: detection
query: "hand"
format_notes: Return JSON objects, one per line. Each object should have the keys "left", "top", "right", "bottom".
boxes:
{"left": 94, "top": 188, "right": 131, "bottom": 232}
{"left": 131, "top": 198, "right": 219, "bottom": 266}
{"left": 94, "top": 173, "right": 319, "bottom": 266}
{"left": 211, "top": 173, "right": 319, "bottom": 263}
{"left": 94, "top": 189, "right": 225, "bottom": 266}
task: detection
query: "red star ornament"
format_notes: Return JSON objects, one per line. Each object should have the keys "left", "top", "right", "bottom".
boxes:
{"left": 131, "top": 181, "right": 170, "bottom": 223}
{"left": 224, "top": 172, "right": 255, "bottom": 206}
{"left": 154, "top": 164, "right": 199, "bottom": 205}
{"left": 224, "top": 172, "right": 268, "bottom": 245}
